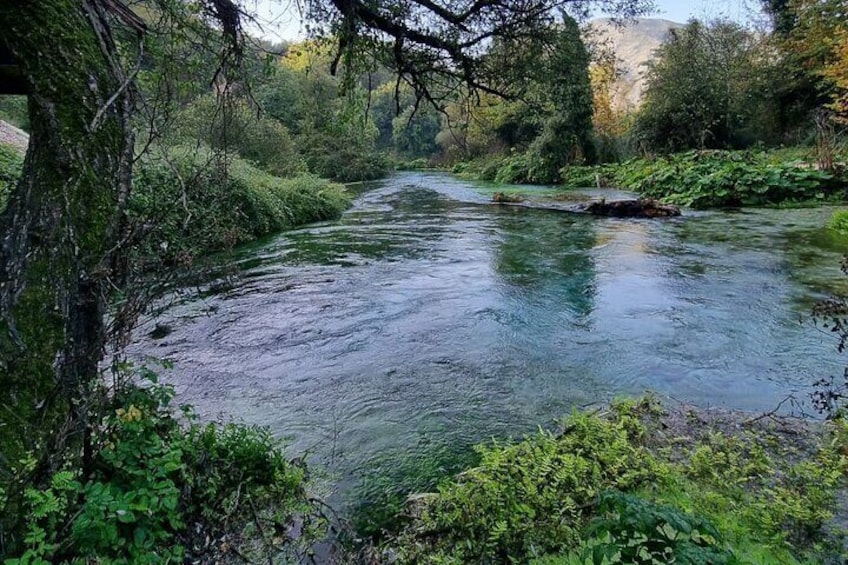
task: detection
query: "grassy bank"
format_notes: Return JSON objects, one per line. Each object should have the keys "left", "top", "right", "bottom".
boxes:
{"left": 0, "top": 142, "right": 350, "bottom": 265}
{"left": 453, "top": 150, "right": 848, "bottom": 209}
{"left": 376, "top": 397, "right": 847, "bottom": 564}
{"left": 132, "top": 148, "right": 349, "bottom": 265}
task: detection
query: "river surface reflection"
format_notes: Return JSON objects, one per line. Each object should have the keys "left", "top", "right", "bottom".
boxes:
{"left": 130, "top": 172, "right": 848, "bottom": 525}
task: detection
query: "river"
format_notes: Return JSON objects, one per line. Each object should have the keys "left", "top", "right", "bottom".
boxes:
{"left": 130, "top": 171, "right": 848, "bottom": 528}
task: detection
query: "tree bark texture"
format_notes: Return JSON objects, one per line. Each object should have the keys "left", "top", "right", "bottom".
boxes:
{"left": 0, "top": 0, "right": 137, "bottom": 536}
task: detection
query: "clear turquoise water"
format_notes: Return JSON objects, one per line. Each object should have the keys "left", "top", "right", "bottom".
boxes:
{"left": 131, "top": 172, "right": 848, "bottom": 529}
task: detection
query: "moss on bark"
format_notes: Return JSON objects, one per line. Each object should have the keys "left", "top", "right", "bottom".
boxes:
{"left": 0, "top": 1, "right": 139, "bottom": 551}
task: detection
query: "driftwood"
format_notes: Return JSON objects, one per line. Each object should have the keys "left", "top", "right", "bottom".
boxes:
{"left": 580, "top": 198, "right": 680, "bottom": 218}
{"left": 492, "top": 192, "right": 524, "bottom": 203}
{"left": 491, "top": 193, "right": 681, "bottom": 219}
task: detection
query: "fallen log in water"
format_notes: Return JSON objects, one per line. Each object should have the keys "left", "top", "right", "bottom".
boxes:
{"left": 580, "top": 198, "right": 681, "bottom": 218}
{"left": 491, "top": 192, "right": 681, "bottom": 218}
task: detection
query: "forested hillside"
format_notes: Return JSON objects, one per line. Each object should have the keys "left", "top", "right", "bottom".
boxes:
{"left": 590, "top": 18, "right": 682, "bottom": 111}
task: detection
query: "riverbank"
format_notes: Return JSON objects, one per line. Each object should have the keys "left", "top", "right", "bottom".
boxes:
{"left": 131, "top": 148, "right": 350, "bottom": 265}
{"left": 126, "top": 171, "right": 848, "bottom": 560}
{"left": 368, "top": 396, "right": 847, "bottom": 564}
{"left": 452, "top": 149, "right": 848, "bottom": 209}
{"left": 0, "top": 142, "right": 349, "bottom": 557}
{"left": 0, "top": 140, "right": 351, "bottom": 264}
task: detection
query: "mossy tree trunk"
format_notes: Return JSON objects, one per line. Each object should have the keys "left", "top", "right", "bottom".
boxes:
{"left": 0, "top": 0, "right": 138, "bottom": 539}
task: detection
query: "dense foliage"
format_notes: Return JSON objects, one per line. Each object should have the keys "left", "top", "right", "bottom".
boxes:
{"left": 3, "top": 0, "right": 848, "bottom": 561}
{"left": 382, "top": 398, "right": 847, "bottom": 564}
{"left": 435, "top": 17, "right": 597, "bottom": 182}
{"left": 764, "top": 0, "right": 848, "bottom": 130}
{"left": 550, "top": 151, "right": 846, "bottom": 208}
{"left": 632, "top": 21, "right": 774, "bottom": 152}
{"left": 449, "top": 7, "right": 848, "bottom": 188}
{"left": 0, "top": 143, "right": 23, "bottom": 211}
{"left": 254, "top": 43, "right": 391, "bottom": 182}
{"left": 3, "top": 367, "right": 325, "bottom": 564}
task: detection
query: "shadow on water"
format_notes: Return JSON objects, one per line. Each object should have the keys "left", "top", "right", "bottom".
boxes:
{"left": 129, "top": 172, "right": 848, "bottom": 534}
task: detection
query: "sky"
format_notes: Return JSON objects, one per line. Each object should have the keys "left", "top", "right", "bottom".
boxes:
{"left": 649, "top": 0, "right": 761, "bottom": 23}
{"left": 245, "top": 0, "right": 762, "bottom": 43}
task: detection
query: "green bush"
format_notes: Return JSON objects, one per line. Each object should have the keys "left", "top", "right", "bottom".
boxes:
{"left": 383, "top": 398, "right": 847, "bottom": 564}
{"left": 394, "top": 157, "right": 431, "bottom": 171}
{"left": 614, "top": 151, "right": 846, "bottom": 208}
{"left": 300, "top": 130, "right": 390, "bottom": 182}
{"left": 572, "top": 491, "right": 737, "bottom": 564}
{"left": 559, "top": 166, "right": 609, "bottom": 189}
{"left": 174, "top": 95, "right": 307, "bottom": 178}
{"left": 3, "top": 367, "right": 324, "bottom": 564}
{"left": 829, "top": 209, "right": 848, "bottom": 233}
{"left": 451, "top": 155, "right": 505, "bottom": 181}
{"left": 555, "top": 151, "right": 847, "bottom": 209}
{"left": 529, "top": 492, "right": 738, "bottom": 565}
{"left": 387, "top": 405, "right": 662, "bottom": 563}
{"left": 494, "top": 153, "right": 533, "bottom": 184}
{"left": 0, "top": 142, "right": 23, "bottom": 211}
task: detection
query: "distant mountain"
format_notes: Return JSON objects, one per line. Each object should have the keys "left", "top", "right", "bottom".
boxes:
{"left": 590, "top": 18, "right": 683, "bottom": 111}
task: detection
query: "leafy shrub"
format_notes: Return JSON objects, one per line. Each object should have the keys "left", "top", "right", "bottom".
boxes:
{"left": 300, "top": 130, "right": 390, "bottom": 182}
{"left": 829, "top": 209, "right": 848, "bottom": 233}
{"left": 4, "top": 367, "right": 323, "bottom": 564}
{"left": 0, "top": 142, "right": 23, "bottom": 211}
{"left": 451, "top": 154, "right": 509, "bottom": 181}
{"left": 559, "top": 166, "right": 610, "bottom": 188}
{"left": 383, "top": 398, "right": 847, "bottom": 564}
{"left": 615, "top": 151, "right": 846, "bottom": 208}
{"left": 394, "top": 157, "right": 432, "bottom": 171}
{"left": 174, "top": 95, "right": 307, "bottom": 178}
{"left": 387, "top": 407, "right": 662, "bottom": 563}
{"left": 494, "top": 153, "right": 534, "bottom": 184}
{"left": 572, "top": 491, "right": 737, "bottom": 564}
{"left": 453, "top": 152, "right": 564, "bottom": 185}
{"left": 554, "top": 151, "right": 848, "bottom": 208}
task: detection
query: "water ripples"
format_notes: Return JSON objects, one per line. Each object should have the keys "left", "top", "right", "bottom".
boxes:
{"left": 129, "top": 172, "right": 848, "bottom": 523}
